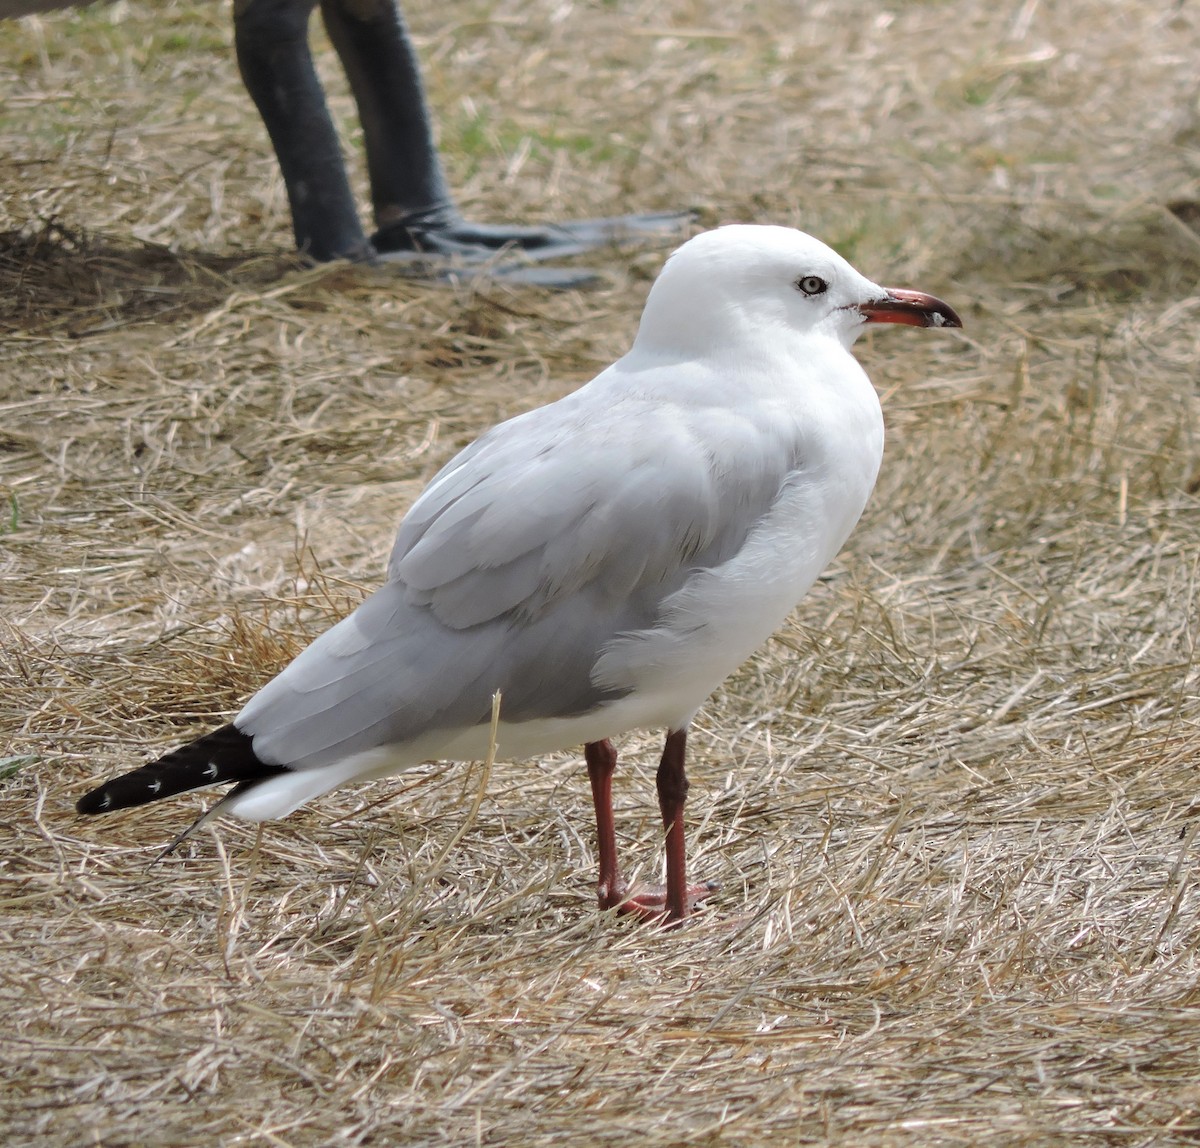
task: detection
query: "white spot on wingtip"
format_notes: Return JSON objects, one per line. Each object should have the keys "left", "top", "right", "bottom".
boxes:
{"left": 149, "top": 780, "right": 161, "bottom": 793}
{"left": 100, "top": 793, "right": 111, "bottom": 809}
{"left": 205, "top": 762, "right": 219, "bottom": 779}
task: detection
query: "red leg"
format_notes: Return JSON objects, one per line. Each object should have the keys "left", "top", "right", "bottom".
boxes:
{"left": 657, "top": 728, "right": 692, "bottom": 922}
{"left": 584, "top": 733, "right": 717, "bottom": 924}
{"left": 585, "top": 739, "right": 626, "bottom": 910}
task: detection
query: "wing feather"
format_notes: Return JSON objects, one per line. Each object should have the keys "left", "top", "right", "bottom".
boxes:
{"left": 390, "top": 383, "right": 784, "bottom": 630}
{"left": 238, "top": 370, "right": 806, "bottom": 768}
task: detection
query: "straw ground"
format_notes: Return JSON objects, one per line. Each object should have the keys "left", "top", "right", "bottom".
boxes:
{"left": 3, "top": 1, "right": 1200, "bottom": 1143}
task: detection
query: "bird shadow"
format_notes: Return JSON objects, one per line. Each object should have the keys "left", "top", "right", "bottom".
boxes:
{"left": 0, "top": 219, "right": 303, "bottom": 337}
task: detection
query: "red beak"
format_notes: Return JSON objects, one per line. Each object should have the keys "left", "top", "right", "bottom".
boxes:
{"left": 859, "top": 288, "right": 963, "bottom": 329}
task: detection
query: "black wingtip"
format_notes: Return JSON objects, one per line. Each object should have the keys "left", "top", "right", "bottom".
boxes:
{"left": 75, "top": 787, "right": 112, "bottom": 816}
{"left": 75, "top": 724, "right": 286, "bottom": 816}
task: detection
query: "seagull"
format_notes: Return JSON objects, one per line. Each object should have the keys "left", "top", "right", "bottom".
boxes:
{"left": 76, "top": 225, "right": 962, "bottom": 922}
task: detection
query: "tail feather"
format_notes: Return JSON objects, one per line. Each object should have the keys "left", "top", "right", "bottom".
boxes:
{"left": 76, "top": 724, "right": 287, "bottom": 815}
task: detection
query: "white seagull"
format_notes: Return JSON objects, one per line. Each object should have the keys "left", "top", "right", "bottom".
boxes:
{"left": 77, "top": 225, "right": 961, "bottom": 922}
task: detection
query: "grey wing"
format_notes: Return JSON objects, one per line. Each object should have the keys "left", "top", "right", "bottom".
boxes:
{"left": 239, "top": 389, "right": 796, "bottom": 769}
{"left": 237, "top": 580, "right": 507, "bottom": 768}
{"left": 389, "top": 394, "right": 760, "bottom": 627}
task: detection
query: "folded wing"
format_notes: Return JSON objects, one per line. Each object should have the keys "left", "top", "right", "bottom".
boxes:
{"left": 239, "top": 380, "right": 801, "bottom": 769}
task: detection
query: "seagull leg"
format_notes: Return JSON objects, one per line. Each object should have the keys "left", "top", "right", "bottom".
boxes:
{"left": 656, "top": 729, "right": 718, "bottom": 922}
{"left": 585, "top": 739, "right": 626, "bottom": 910}
{"left": 584, "top": 733, "right": 716, "bottom": 924}
{"left": 658, "top": 728, "right": 691, "bottom": 921}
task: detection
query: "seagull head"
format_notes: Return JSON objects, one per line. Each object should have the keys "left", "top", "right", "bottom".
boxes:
{"left": 634, "top": 224, "right": 962, "bottom": 356}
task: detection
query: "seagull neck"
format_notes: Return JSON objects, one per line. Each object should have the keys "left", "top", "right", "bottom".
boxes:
{"left": 629, "top": 304, "right": 762, "bottom": 363}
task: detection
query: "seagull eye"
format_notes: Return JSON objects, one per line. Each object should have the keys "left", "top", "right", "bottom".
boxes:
{"left": 794, "top": 275, "right": 828, "bottom": 296}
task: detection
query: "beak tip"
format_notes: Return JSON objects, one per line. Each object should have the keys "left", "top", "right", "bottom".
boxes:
{"left": 863, "top": 288, "right": 964, "bottom": 330}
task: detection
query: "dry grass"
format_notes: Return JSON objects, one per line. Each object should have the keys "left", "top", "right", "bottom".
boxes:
{"left": 3, "top": 0, "right": 1200, "bottom": 1143}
